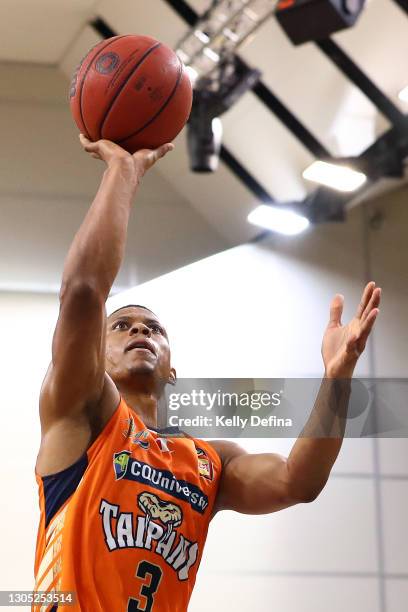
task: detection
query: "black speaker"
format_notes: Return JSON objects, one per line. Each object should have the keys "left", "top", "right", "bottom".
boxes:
{"left": 275, "top": 0, "right": 366, "bottom": 45}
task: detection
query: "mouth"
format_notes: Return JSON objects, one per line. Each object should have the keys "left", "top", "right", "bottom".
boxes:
{"left": 125, "top": 339, "right": 156, "bottom": 355}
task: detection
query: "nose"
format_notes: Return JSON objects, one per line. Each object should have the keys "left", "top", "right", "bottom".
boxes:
{"left": 129, "top": 323, "right": 151, "bottom": 337}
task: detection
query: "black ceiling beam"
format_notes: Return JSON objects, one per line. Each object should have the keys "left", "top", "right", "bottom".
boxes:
{"left": 251, "top": 76, "right": 330, "bottom": 159}
{"left": 316, "top": 38, "right": 407, "bottom": 129}
{"left": 91, "top": 16, "right": 117, "bottom": 39}
{"left": 358, "top": 124, "right": 408, "bottom": 179}
{"left": 163, "top": 0, "right": 198, "bottom": 26}
{"left": 164, "top": 0, "right": 330, "bottom": 159}
{"left": 220, "top": 146, "right": 275, "bottom": 203}
{"left": 90, "top": 16, "right": 275, "bottom": 204}
{"left": 300, "top": 119, "right": 408, "bottom": 224}
{"left": 392, "top": 0, "right": 408, "bottom": 15}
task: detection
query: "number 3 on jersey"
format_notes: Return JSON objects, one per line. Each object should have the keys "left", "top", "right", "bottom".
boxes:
{"left": 128, "top": 561, "right": 163, "bottom": 612}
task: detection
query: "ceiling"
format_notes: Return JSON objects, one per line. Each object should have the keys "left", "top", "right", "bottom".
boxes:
{"left": 0, "top": 0, "right": 407, "bottom": 247}
{"left": 0, "top": 1, "right": 99, "bottom": 64}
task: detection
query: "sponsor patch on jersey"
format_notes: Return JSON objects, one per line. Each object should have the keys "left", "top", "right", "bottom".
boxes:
{"left": 112, "top": 452, "right": 209, "bottom": 514}
{"left": 122, "top": 416, "right": 150, "bottom": 449}
{"left": 196, "top": 447, "right": 213, "bottom": 481}
{"left": 113, "top": 450, "right": 131, "bottom": 480}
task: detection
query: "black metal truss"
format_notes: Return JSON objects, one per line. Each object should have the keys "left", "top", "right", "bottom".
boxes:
{"left": 236, "top": 57, "right": 330, "bottom": 159}
{"left": 162, "top": 1, "right": 331, "bottom": 169}
{"left": 315, "top": 38, "right": 406, "bottom": 129}
{"left": 302, "top": 121, "right": 408, "bottom": 223}
{"left": 91, "top": 17, "right": 116, "bottom": 39}
{"left": 220, "top": 147, "right": 275, "bottom": 203}
{"left": 91, "top": 16, "right": 277, "bottom": 205}
{"left": 91, "top": 3, "right": 408, "bottom": 227}
{"left": 167, "top": 0, "right": 408, "bottom": 224}
{"left": 162, "top": 0, "right": 198, "bottom": 25}
{"left": 392, "top": 0, "right": 408, "bottom": 16}
{"left": 165, "top": 0, "right": 329, "bottom": 158}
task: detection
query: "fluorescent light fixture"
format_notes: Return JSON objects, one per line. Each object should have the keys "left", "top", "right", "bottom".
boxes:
{"left": 185, "top": 65, "right": 199, "bottom": 85}
{"left": 223, "top": 27, "right": 239, "bottom": 42}
{"left": 176, "top": 0, "right": 276, "bottom": 81}
{"left": 244, "top": 8, "right": 261, "bottom": 21}
{"left": 203, "top": 47, "right": 220, "bottom": 62}
{"left": 194, "top": 29, "right": 210, "bottom": 44}
{"left": 398, "top": 85, "right": 408, "bottom": 103}
{"left": 303, "top": 161, "right": 367, "bottom": 192}
{"left": 248, "top": 204, "right": 310, "bottom": 236}
{"left": 212, "top": 117, "right": 223, "bottom": 140}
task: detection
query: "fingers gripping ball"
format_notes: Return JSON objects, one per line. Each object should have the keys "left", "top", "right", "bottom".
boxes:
{"left": 69, "top": 35, "right": 193, "bottom": 153}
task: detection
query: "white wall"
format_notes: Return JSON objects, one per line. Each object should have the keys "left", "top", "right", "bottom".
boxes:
{"left": 1, "top": 185, "right": 407, "bottom": 610}
{"left": 0, "top": 292, "right": 57, "bottom": 593}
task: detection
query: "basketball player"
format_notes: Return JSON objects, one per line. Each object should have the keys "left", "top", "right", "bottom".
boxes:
{"left": 33, "top": 135, "right": 381, "bottom": 612}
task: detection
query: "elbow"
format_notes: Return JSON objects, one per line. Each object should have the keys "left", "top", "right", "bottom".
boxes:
{"left": 299, "top": 481, "right": 327, "bottom": 502}
{"left": 300, "top": 489, "right": 321, "bottom": 503}
{"left": 288, "top": 482, "right": 324, "bottom": 504}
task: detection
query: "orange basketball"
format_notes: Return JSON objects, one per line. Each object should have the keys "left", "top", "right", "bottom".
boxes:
{"left": 69, "top": 34, "right": 193, "bottom": 153}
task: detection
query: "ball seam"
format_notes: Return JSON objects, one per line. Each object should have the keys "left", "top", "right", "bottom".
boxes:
{"left": 118, "top": 55, "right": 184, "bottom": 146}
{"left": 100, "top": 42, "right": 162, "bottom": 140}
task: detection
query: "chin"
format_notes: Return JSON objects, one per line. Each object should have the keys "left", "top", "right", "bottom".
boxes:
{"left": 129, "top": 363, "right": 156, "bottom": 376}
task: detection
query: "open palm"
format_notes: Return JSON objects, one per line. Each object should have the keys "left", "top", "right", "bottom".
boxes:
{"left": 322, "top": 281, "right": 381, "bottom": 378}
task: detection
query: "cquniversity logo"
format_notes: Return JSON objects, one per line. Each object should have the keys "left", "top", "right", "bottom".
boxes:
{"left": 113, "top": 450, "right": 131, "bottom": 480}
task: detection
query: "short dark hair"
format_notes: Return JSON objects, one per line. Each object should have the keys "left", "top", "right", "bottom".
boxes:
{"left": 108, "top": 304, "right": 157, "bottom": 318}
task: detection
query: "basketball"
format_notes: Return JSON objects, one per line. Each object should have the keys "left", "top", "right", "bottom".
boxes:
{"left": 69, "top": 34, "right": 193, "bottom": 153}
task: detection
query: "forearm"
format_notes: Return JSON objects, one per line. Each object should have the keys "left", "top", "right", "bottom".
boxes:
{"left": 286, "top": 375, "right": 352, "bottom": 500}
{"left": 61, "top": 159, "right": 139, "bottom": 300}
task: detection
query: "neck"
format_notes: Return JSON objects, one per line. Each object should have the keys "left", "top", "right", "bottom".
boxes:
{"left": 120, "top": 389, "right": 159, "bottom": 429}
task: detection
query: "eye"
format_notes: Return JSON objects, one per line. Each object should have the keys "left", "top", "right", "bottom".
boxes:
{"left": 151, "top": 324, "right": 163, "bottom": 334}
{"left": 112, "top": 320, "right": 128, "bottom": 330}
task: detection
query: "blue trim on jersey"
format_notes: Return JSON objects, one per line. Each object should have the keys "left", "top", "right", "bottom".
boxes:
{"left": 148, "top": 424, "right": 181, "bottom": 435}
{"left": 42, "top": 453, "right": 88, "bottom": 528}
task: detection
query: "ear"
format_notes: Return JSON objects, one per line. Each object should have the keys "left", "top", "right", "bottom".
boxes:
{"left": 168, "top": 367, "right": 177, "bottom": 386}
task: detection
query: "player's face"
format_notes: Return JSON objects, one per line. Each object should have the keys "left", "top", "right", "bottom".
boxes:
{"left": 105, "top": 307, "right": 174, "bottom": 386}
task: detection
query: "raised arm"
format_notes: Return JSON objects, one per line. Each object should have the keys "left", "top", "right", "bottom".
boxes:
{"left": 211, "top": 282, "right": 381, "bottom": 515}
{"left": 39, "top": 137, "right": 173, "bottom": 441}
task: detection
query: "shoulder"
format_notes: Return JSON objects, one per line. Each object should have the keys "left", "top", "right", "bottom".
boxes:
{"left": 207, "top": 439, "right": 248, "bottom": 468}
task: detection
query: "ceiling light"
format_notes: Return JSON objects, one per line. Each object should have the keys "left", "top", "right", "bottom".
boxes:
{"left": 185, "top": 65, "right": 199, "bottom": 86}
{"left": 203, "top": 47, "right": 220, "bottom": 63}
{"left": 248, "top": 204, "right": 310, "bottom": 235}
{"left": 176, "top": 0, "right": 277, "bottom": 82}
{"left": 223, "top": 28, "right": 240, "bottom": 42}
{"left": 194, "top": 29, "right": 210, "bottom": 44}
{"left": 303, "top": 161, "right": 367, "bottom": 192}
{"left": 212, "top": 117, "right": 223, "bottom": 141}
{"left": 398, "top": 85, "right": 408, "bottom": 103}
{"left": 244, "top": 8, "right": 261, "bottom": 21}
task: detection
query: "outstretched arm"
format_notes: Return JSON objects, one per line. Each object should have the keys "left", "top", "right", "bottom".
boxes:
{"left": 211, "top": 282, "right": 381, "bottom": 514}
{"left": 39, "top": 137, "right": 174, "bottom": 434}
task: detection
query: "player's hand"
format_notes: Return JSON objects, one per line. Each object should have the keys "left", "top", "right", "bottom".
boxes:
{"left": 321, "top": 281, "right": 381, "bottom": 378}
{"left": 79, "top": 134, "right": 174, "bottom": 177}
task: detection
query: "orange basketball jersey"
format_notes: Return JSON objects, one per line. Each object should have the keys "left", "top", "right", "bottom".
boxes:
{"left": 33, "top": 397, "right": 221, "bottom": 611}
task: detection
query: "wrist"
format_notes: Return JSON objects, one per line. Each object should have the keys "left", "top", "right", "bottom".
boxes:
{"left": 105, "top": 157, "right": 142, "bottom": 188}
{"left": 324, "top": 367, "right": 355, "bottom": 379}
